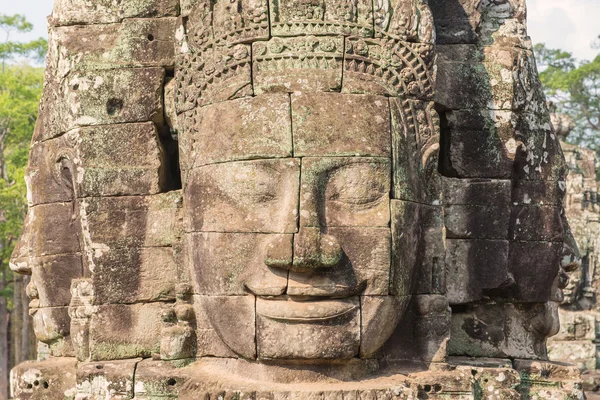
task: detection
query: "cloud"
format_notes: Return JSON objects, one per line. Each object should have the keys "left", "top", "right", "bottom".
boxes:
{"left": 528, "top": 0, "right": 600, "bottom": 61}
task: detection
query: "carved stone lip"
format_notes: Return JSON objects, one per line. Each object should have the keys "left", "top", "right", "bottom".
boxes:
{"left": 256, "top": 296, "right": 358, "bottom": 322}
{"left": 28, "top": 299, "right": 39, "bottom": 315}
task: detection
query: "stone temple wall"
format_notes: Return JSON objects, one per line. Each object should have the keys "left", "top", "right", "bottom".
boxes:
{"left": 547, "top": 112, "right": 600, "bottom": 393}
{"left": 7, "top": 0, "right": 585, "bottom": 399}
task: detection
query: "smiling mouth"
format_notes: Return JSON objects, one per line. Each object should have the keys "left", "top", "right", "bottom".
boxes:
{"left": 29, "top": 299, "right": 39, "bottom": 316}
{"left": 256, "top": 296, "right": 359, "bottom": 322}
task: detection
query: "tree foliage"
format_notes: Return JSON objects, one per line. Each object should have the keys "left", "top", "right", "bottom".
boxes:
{"left": 0, "top": 14, "right": 47, "bottom": 67}
{"left": 535, "top": 43, "right": 600, "bottom": 155}
{"left": 0, "top": 13, "right": 45, "bottom": 298}
{"left": 0, "top": 66, "right": 44, "bottom": 264}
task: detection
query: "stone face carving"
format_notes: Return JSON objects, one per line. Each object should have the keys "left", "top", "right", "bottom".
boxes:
{"left": 8, "top": 0, "right": 584, "bottom": 398}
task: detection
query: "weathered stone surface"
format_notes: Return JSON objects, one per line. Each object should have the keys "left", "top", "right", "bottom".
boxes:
{"left": 445, "top": 239, "right": 509, "bottom": 304}
{"left": 291, "top": 93, "right": 391, "bottom": 157}
{"left": 51, "top": 18, "right": 178, "bottom": 70}
{"left": 18, "top": 202, "right": 81, "bottom": 257}
{"left": 184, "top": 159, "right": 299, "bottom": 233}
{"left": 81, "top": 192, "right": 183, "bottom": 251}
{"left": 288, "top": 227, "right": 390, "bottom": 296}
{"left": 382, "top": 295, "right": 450, "bottom": 363}
{"left": 76, "top": 358, "right": 140, "bottom": 399}
{"left": 50, "top": 0, "right": 179, "bottom": 26}
{"left": 176, "top": 44, "right": 253, "bottom": 111}
{"left": 253, "top": 36, "right": 344, "bottom": 94}
{"left": 180, "top": 94, "right": 292, "bottom": 169}
{"left": 35, "top": 68, "right": 165, "bottom": 142}
{"left": 198, "top": 295, "right": 256, "bottom": 359}
{"left": 509, "top": 205, "right": 563, "bottom": 241}
{"left": 10, "top": 358, "right": 77, "bottom": 400}
{"left": 444, "top": 204, "right": 510, "bottom": 239}
{"left": 89, "top": 303, "right": 163, "bottom": 361}
{"left": 547, "top": 341, "right": 597, "bottom": 371}
{"left": 513, "top": 359, "right": 584, "bottom": 399}
{"left": 390, "top": 98, "right": 441, "bottom": 204}
{"left": 91, "top": 246, "right": 179, "bottom": 305}
{"left": 67, "top": 123, "right": 166, "bottom": 197}
{"left": 9, "top": 0, "right": 581, "bottom": 395}
{"left": 511, "top": 179, "right": 565, "bottom": 206}
{"left": 343, "top": 39, "right": 435, "bottom": 100}
{"left": 270, "top": 0, "right": 373, "bottom": 37}
{"left": 192, "top": 296, "right": 236, "bottom": 358}
{"left": 31, "top": 307, "right": 71, "bottom": 350}
{"left": 508, "top": 241, "right": 562, "bottom": 302}
{"left": 449, "top": 302, "right": 559, "bottom": 360}
{"left": 390, "top": 200, "right": 445, "bottom": 296}
{"left": 186, "top": 232, "right": 290, "bottom": 295}
{"left": 360, "top": 296, "right": 411, "bottom": 358}
{"left": 299, "top": 157, "right": 390, "bottom": 228}
{"left": 257, "top": 297, "right": 360, "bottom": 359}
{"left": 31, "top": 254, "right": 84, "bottom": 308}
{"left": 442, "top": 177, "right": 511, "bottom": 206}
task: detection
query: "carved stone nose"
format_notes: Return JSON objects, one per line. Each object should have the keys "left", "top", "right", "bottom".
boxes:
{"left": 291, "top": 227, "right": 342, "bottom": 272}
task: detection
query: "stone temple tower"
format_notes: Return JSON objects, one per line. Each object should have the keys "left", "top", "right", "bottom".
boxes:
{"left": 9, "top": 0, "right": 584, "bottom": 398}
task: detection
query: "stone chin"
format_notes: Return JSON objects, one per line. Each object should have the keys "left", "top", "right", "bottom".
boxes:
{"left": 30, "top": 307, "right": 70, "bottom": 344}
{"left": 203, "top": 294, "right": 410, "bottom": 360}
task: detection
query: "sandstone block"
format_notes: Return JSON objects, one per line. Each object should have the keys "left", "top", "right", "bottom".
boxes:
{"left": 184, "top": 159, "right": 299, "bottom": 233}
{"left": 91, "top": 246, "right": 179, "bottom": 305}
{"left": 133, "top": 360, "right": 185, "bottom": 399}
{"left": 381, "top": 294, "right": 450, "bottom": 363}
{"left": 89, "top": 303, "right": 163, "bottom": 361}
{"left": 288, "top": 227, "right": 390, "bottom": 296}
{"left": 360, "top": 296, "right": 411, "bottom": 358}
{"left": 197, "top": 295, "right": 256, "bottom": 359}
{"left": 186, "top": 232, "right": 290, "bottom": 295}
{"left": 51, "top": 18, "right": 178, "bottom": 70}
{"left": 509, "top": 205, "right": 563, "bottom": 241}
{"left": 82, "top": 192, "right": 183, "bottom": 251}
{"left": 390, "top": 98, "right": 441, "bottom": 204}
{"left": 291, "top": 93, "right": 390, "bottom": 157}
{"left": 299, "top": 157, "right": 390, "bottom": 228}
{"left": 25, "top": 138, "right": 74, "bottom": 205}
{"left": 547, "top": 341, "right": 597, "bottom": 371}
{"left": 270, "top": 0, "right": 373, "bottom": 37}
{"left": 50, "top": 0, "right": 179, "bottom": 26}
{"left": 76, "top": 358, "right": 140, "bottom": 399}
{"left": 51, "top": 69, "right": 165, "bottom": 139}
{"left": 511, "top": 180, "right": 565, "bottom": 206}
{"left": 449, "top": 302, "right": 556, "bottom": 359}
{"left": 21, "top": 203, "right": 81, "bottom": 257}
{"left": 439, "top": 126, "right": 515, "bottom": 179}
{"left": 10, "top": 358, "right": 77, "bottom": 400}
{"left": 181, "top": 94, "right": 292, "bottom": 168}
{"left": 256, "top": 297, "right": 360, "bottom": 359}
{"left": 253, "top": 36, "right": 343, "bottom": 94}
{"left": 508, "top": 241, "right": 561, "bottom": 302}
{"left": 176, "top": 44, "right": 253, "bottom": 111}
{"left": 445, "top": 239, "right": 509, "bottom": 304}
{"left": 30, "top": 305, "right": 71, "bottom": 346}
{"left": 67, "top": 123, "right": 166, "bottom": 197}
{"left": 31, "top": 254, "right": 83, "bottom": 308}
{"left": 442, "top": 177, "right": 511, "bottom": 206}
{"left": 343, "top": 38, "right": 435, "bottom": 100}
{"left": 192, "top": 296, "right": 236, "bottom": 358}
{"left": 444, "top": 205, "right": 510, "bottom": 239}
{"left": 390, "top": 200, "right": 420, "bottom": 296}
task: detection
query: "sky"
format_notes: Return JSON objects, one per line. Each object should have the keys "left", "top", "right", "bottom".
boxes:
{"left": 0, "top": 0, "right": 598, "bottom": 62}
